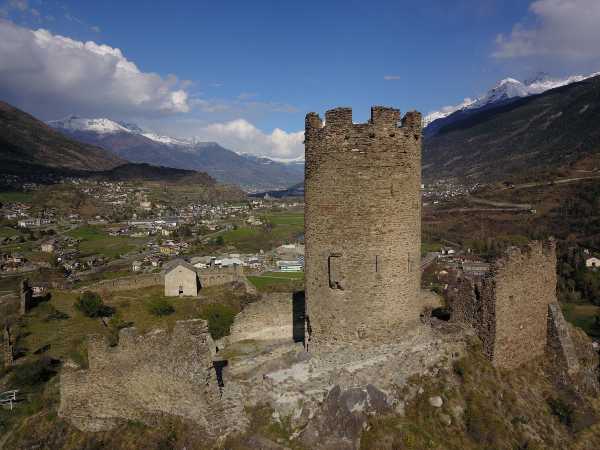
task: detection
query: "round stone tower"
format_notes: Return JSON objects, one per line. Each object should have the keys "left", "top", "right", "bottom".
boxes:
{"left": 304, "top": 106, "right": 422, "bottom": 348}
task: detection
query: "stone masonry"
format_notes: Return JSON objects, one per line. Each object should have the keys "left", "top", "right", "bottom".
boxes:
{"left": 59, "top": 319, "right": 248, "bottom": 436}
{"left": 2, "top": 325, "right": 13, "bottom": 367}
{"left": 447, "top": 240, "right": 578, "bottom": 370}
{"left": 304, "top": 106, "right": 423, "bottom": 348}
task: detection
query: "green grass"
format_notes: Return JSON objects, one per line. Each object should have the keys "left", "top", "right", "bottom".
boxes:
{"left": 67, "top": 225, "right": 145, "bottom": 258}
{"left": 18, "top": 286, "right": 204, "bottom": 362}
{"left": 262, "top": 212, "right": 304, "bottom": 226}
{"left": 421, "top": 241, "right": 442, "bottom": 255}
{"left": 0, "top": 226, "right": 22, "bottom": 238}
{"left": 0, "top": 191, "right": 34, "bottom": 203}
{"left": 260, "top": 271, "right": 304, "bottom": 279}
{"left": 247, "top": 272, "right": 304, "bottom": 292}
{"left": 561, "top": 302, "right": 600, "bottom": 336}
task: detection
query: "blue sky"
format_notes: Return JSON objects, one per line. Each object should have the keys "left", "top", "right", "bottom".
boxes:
{"left": 1, "top": 0, "right": 600, "bottom": 159}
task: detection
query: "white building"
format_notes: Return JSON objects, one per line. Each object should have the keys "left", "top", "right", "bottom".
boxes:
{"left": 586, "top": 257, "right": 600, "bottom": 269}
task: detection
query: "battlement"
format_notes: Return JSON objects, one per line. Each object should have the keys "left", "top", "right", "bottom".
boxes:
{"left": 491, "top": 238, "right": 556, "bottom": 275}
{"left": 305, "top": 106, "right": 422, "bottom": 133}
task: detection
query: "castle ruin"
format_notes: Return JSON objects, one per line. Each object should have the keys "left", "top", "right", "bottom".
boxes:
{"left": 59, "top": 319, "right": 247, "bottom": 435}
{"left": 57, "top": 106, "right": 599, "bottom": 446}
{"left": 448, "top": 240, "right": 580, "bottom": 371}
{"left": 304, "top": 106, "right": 423, "bottom": 347}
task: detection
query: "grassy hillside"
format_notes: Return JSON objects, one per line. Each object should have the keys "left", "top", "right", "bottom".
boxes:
{"left": 0, "top": 101, "right": 124, "bottom": 172}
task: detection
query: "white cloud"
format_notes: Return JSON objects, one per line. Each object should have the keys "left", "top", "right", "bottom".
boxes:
{"left": 383, "top": 75, "right": 401, "bottom": 81}
{"left": 195, "top": 119, "right": 304, "bottom": 161}
{"left": 493, "top": 0, "right": 600, "bottom": 61}
{"left": 0, "top": 19, "right": 190, "bottom": 118}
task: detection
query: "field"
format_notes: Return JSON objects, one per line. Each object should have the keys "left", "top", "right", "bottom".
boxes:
{"left": 67, "top": 225, "right": 146, "bottom": 259}
{"left": 561, "top": 303, "right": 600, "bottom": 337}
{"left": 0, "top": 226, "right": 21, "bottom": 238}
{"left": 0, "top": 191, "right": 34, "bottom": 203}
{"left": 18, "top": 286, "right": 204, "bottom": 363}
{"left": 247, "top": 271, "right": 304, "bottom": 292}
{"left": 217, "top": 212, "right": 304, "bottom": 253}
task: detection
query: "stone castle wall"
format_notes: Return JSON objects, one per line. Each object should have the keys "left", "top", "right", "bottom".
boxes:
{"left": 59, "top": 319, "right": 248, "bottom": 436}
{"left": 79, "top": 273, "right": 162, "bottom": 293}
{"left": 449, "top": 240, "right": 561, "bottom": 369}
{"left": 228, "top": 293, "right": 294, "bottom": 344}
{"left": 199, "top": 266, "right": 242, "bottom": 288}
{"left": 78, "top": 267, "right": 242, "bottom": 295}
{"left": 304, "top": 106, "right": 422, "bottom": 347}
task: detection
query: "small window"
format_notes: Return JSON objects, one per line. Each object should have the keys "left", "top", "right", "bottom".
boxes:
{"left": 328, "top": 254, "right": 344, "bottom": 290}
{"left": 375, "top": 255, "right": 380, "bottom": 273}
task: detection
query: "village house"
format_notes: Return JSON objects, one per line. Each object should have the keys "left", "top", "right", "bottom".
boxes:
{"left": 276, "top": 259, "right": 303, "bottom": 272}
{"left": 163, "top": 259, "right": 199, "bottom": 297}
{"left": 586, "top": 257, "right": 600, "bottom": 269}
{"left": 132, "top": 260, "right": 143, "bottom": 272}
{"left": 41, "top": 240, "right": 56, "bottom": 253}
{"left": 191, "top": 256, "right": 213, "bottom": 269}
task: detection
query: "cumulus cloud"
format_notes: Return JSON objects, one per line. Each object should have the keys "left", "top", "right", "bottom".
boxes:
{"left": 0, "top": 19, "right": 190, "bottom": 118}
{"left": 195, "top": 119, "right": 304, "bottom": 161}
{"left": 493, "top": 0, "right": 600, "bottom": 61}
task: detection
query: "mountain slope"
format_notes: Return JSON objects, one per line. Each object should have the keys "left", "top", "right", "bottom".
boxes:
{"left": 424, "top": 71, "right": 600, "bottom": 131}
{"left": 0, "top": 102, "right": 125, "bottom": 171}
{"left": 423, "top": 75, "right": 600, "bottom": 183}
{"left": 49, "top": 117, "right": 305, "bottom": 192}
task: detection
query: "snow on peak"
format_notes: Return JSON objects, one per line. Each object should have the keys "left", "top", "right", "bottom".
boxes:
{"left": 424, "top": 71, "right": 600, "bottom": 127}
{"left": 48, "top": 116, "right": 193, "bottom": 146}
{"left": 49, "top": 116, "right": 129, "bottom": 134}
{"left": 140, "top": 132, "right": 192, "bottom": 146}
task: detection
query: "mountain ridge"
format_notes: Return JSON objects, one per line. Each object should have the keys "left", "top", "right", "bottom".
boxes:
{"left": 422, "top": 74, "right": 600, "bottom": 183}
{"left": 424, "top": 71, "right": 600, "bottom": 132}
{"left": 48, "top": 117, "right": 305, "bottom": 192}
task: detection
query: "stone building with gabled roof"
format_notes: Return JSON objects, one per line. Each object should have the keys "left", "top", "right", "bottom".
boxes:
{"left": 163, "top": 259, "right": 200, "bottom": 297}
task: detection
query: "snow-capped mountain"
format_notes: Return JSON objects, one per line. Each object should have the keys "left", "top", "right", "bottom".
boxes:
{"left": 48, "top": 116, "right": 131, "bottom": 134}
{"left": 424, "top": 71, "right": 600, "bottom": 127}
{"left": 48, "top": 116, "right": 305, "bottom": 191}
{"left": 48, "top": 115, "right": 194, "bottom": 146}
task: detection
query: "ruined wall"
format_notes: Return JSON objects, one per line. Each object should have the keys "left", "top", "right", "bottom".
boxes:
{"left": 80, "top": 274, "right": 162, "bottom": 293}
{"left": 488, "top": 240, "right": 557, "bottom": 369}
{"left": 546, "top": 302, "right": 581, "bottom": 384}
{"left": 59, "top": 319, "right": 248, "bottom": 436}
{"left": 228, "top": 293, "right": 294, "bottom": 344}
{"left": 304, "top": 106, "right": 422, "bottom": 347}
{"left": 449, "top": 240, "right": 558, "bottom": 370}
{"left": 199, "top": 266, "right": 242, "bottom": 288}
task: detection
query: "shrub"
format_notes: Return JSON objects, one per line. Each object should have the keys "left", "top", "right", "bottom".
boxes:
{"left": 548, "top": 397, "right": 574, "bottom": 427}
{"left": 200, "top": 304, "right": 236, "bottom": 340}
{"left": 75, "top": 291, "right": 114, "bottom": 317}
{"left": 147, "top": 298, "right": 175, "bottom": 317}
{"left": 45, "top": 305, "right": 69, "bottom": 321}
{"left": 108, "top": 315, "right": 134, "bottom": 346}
{"left": 10, "top": 358, "right": 56, "bottom": 387}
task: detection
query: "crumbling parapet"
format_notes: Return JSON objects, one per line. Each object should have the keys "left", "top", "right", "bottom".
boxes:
{"left": 59, "top": 319, "right": 248, "bottom": 436}
{"left": 304, "top": 106, "right": 423, "bottom": 348}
